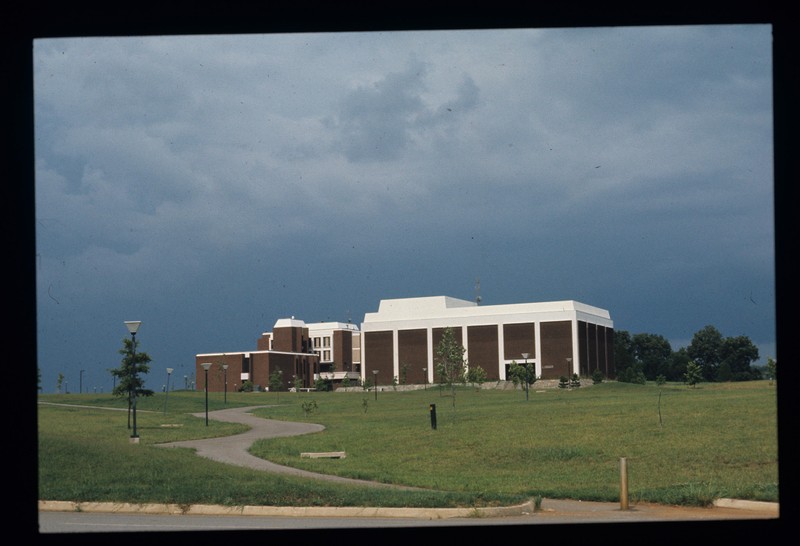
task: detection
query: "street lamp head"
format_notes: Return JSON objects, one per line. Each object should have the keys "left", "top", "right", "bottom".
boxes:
{"left": 166, "top": 368, "right": 174, "bottom": 374}
{"left": 201, "top": 362, "right": 212, "bottom": 371}
{"left": 372, "top": 370, "right": 378, "bottom": 376}
{"left": 222, "top": 364, "right": 228, "bottom": 370}
{"left": 521, "top": 353, "right": 530, "bottom": 360}
{"left": 124, "top": 321, "right": 142, "bottom": 335}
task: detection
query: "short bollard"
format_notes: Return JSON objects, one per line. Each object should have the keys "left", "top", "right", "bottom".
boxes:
{"left": 620, "top": 457, "right": 629, "bottom": 510}
{"left": 429, "top": 404, "right": 437, "bottom": 430}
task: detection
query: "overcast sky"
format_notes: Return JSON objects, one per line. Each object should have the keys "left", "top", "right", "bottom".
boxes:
{"left": 34, "top": 25, "right": 774, "bottom": 393}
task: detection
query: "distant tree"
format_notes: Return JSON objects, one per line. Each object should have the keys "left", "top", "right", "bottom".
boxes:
{"left": 613, "top": 330, "right": 635, "bottom": 380}
{"left": 435, "top": 327, "right": 467, "bottom": 408}
{"left": 56, "top": 373, "right": 64, "bottom": 394}
{"left": 618, "top": 361, "right": 646, "bottom": 384}
{"left": 687, "top": 325, "right": 723, "bottom": 381}
{"left": 668, "top": 347, "right": 691, "bottom": 382}
{"left": 720, "top": 335, "right": 760, "bottom": 381}
{"left": 37, "top": 368, "right": 42, "bottom": 392}
{"left": 631, "top": 333, "right": 672, "bottom": 380}
{"left": 684, "top": 360, "right": 703, "bottom": 387}
{"left": 110, "top": 336, "right": 154, "bottom": 429}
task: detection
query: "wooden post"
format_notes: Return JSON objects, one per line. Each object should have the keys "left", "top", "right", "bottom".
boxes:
{"left": 620, "top": 457, "right": 629, "bottom": 510}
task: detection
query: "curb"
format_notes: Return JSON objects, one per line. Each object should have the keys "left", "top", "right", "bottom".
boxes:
{"left": 712, "top": 498, "right": 779, "bottom": 514}
{"left": 38, "top": 499, "right": 536, "bottom": 519}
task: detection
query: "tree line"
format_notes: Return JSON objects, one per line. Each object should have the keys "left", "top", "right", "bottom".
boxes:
{"left": 613, "top": 324, "right": 773, "bottom": 384}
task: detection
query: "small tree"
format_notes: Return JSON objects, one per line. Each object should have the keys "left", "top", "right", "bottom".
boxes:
{"left": 56, "top": 373, "right": 64, "bottom": 394}
{"left": 507, "top": 361, "right": 536, "bottom": 399}
{"left": 591, "top": 368, "right": 604, "bottom": 384}
{"left": 765, "top": 357, "right": 777, "bottom": 385}
{"left": 293, "top": 375, "right": 302, "bottom": 393}
{"left": 684, "top": 360, "right": 703, "bottom": 387}
{"left": 466, "top": 364, "right": 488, "bottom": 391}
{"left": 435, "top": 327, "right": 467, "bottom": 408}
{"left": 269, "top": 370, "right": 283, "bottom": 400}
{"left": 110, "top": 336, "right": 154, "bottom": 430}
{"left": 507, "top": 361, "right": 523, "bottom": 389}
{"left": 399, "top": 362, "right": 409, "bottom": 385}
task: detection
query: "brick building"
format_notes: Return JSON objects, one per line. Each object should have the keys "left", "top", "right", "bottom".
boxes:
{"left": 195, "top": 318, "right": 360, "bottom": 392}
{"left": 195, "top": 295, "right": 614, "bottom": 392}
{"left": 360, "top": 296, "right": 614, "bottom": 384}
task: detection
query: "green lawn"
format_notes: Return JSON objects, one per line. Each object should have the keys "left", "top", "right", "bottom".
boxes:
{"left": 37, "top": 380, "right": 779, "bottom": 508}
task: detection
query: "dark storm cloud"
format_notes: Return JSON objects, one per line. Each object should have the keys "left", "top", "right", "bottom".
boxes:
{"left": 33, "top": 26, "right": 775, "bottom": 393}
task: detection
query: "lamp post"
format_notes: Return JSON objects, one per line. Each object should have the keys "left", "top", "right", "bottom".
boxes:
{"left": 79, "top": 369, "right": 85, "bottom": 394}
{"left": 163, "top": 368, "right": 173, "bottom": 415}
{"left": 522, "top": 353, "right": 531, "bottom": 401}
{"left": 422, "top": 368, "right": 427, "bottom": 390}
{"left": 201, "top": 362, "right": 212, "bottom": 426}
{"left": 372, "top": 370, "right": 379, "bottom": 400}
{"left": 223, "top": 364, "right": 228, "bottom": 404}
{"left": 566, "top": 357, "right": 573, "bottom": 389}
{"left": 124, "top": 321, "right": 142, "bottom": 442}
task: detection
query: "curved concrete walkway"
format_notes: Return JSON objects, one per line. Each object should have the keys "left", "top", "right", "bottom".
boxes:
{"left": 156, "top": 405, "right": 423, "bottom": 490}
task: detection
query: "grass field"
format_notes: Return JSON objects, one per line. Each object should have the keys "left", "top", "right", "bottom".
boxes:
{"left": 37, "top": 380, "right": 779, "bottom": 508}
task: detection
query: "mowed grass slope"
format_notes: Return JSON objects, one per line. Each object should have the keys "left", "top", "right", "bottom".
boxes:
{"left": 38, "top": 380, "right": 779, "bottom": 507}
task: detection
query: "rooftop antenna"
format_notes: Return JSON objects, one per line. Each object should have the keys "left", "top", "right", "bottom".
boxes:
{"left": 475, "top": 277, "right": 482, "bottom": 305}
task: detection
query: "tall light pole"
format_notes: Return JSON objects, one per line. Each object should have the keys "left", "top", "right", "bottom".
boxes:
{"left": 522, "top": 353, "right": 531, "bottom": 401}
{"left": 372, "top": 370, "right": 379, "bottom": 400}
{"left": 79, "top": 369, "right": 85, "bottom": 394}
{"left": 422, "top": 368, "right": 427, "bottom": 390}
{"left": 163, "top": 367, "right": 173, "bottom": 415}
{"left": 124, "top": 321, "right": 142, "bottom": 442}
{"left": 223, "top": 364, "right": 228, "bottom": 404}
{"left": 201, "top": 362, "right": 212, "bottom": 426}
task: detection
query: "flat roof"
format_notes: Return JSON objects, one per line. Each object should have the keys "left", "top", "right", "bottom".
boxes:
{"left": 362, "top": 295, "right": 612, "bottom": 324}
